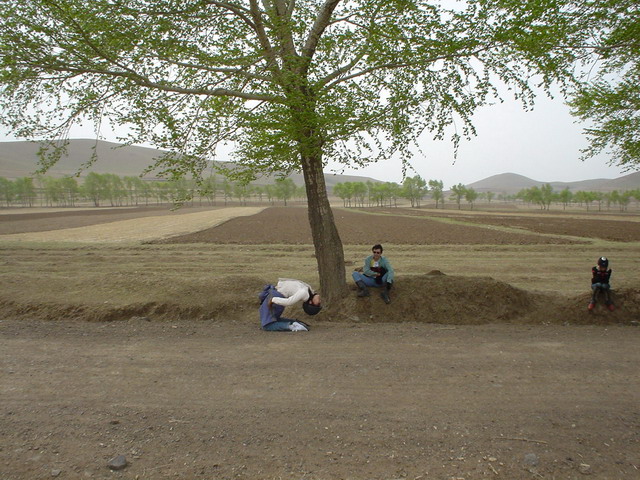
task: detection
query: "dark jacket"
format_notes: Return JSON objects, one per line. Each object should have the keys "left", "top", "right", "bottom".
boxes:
{"left": 591, "top": 267, "right": 612, "bottom": 285}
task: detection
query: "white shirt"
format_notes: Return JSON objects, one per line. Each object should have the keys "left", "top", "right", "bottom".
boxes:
{"left": 271, "top": 278, "right": 312, "bottom": 307}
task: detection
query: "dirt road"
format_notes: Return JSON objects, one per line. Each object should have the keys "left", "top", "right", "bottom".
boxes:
{"left": 1, "top": 318, "right": 638, "bottom": 479}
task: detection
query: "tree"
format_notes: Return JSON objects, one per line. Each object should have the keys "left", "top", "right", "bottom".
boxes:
{"left": 333, "top": 182, "right": 354, "bottom": 207}
{"left": 274, "top": 178, "right": 296, "bottom": 206}
{"left": 428, "top": 180, "right": 444, "bottom": 209}
{"left": 464, "top": 187, "right": 478, "bottom": 210}
{"left": 233, "top": 182, "right": 251, "bottom": 205}
{"left": 200, "top": 175, "right": 218, "bottom": 205}
{"left": 567, "top": 0, "right": 640, "bottom": 169}
{"left": 450, "top": 184, "right": 466, "bottom": 210}
{"left": 485, "top": 191, "right": 495, "bottom": 204}
{"left": 540, "top": 184, "right": 554, "bottom": 210}
{"left": 558, "top": 188, "right": 573, "bottom": 210}
{"left": 402, "top": 175, "right": 428, "bottom": 208}
{"left": 351, "top": 182, "right": 367, "bottom": 208}
{"left": 0, "top": 1, "right": 593, "bottom": 302}
{"left": 0, "top": 177, "right": 15, "bottom": 206}
{"left": 385, "top": 182, "right": 402, "bottom": 207}
{"left": 13, "top": 177, "right": 36, "bottom": 206}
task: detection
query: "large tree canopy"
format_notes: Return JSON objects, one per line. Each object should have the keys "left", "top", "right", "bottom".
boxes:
{"left": 566, "top": 0, "right": 640, "bottom": 170}
{"left": 0, "top": 0, "right": 594, "bottom": 302}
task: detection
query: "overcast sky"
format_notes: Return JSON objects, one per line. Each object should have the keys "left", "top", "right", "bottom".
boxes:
{"left": 0, "top": 90, "right": 627, "bottom": 188}
{"left": 325, "top": 92, "right": 627, "bottom": 188}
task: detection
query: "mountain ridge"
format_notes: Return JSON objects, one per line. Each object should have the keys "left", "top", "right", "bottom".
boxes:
{"left": 466, "top": 171, "right": 640, "bottom": 194}
{"left": 0, "top": 139, "right": 382, "bottom": 190}
{"left": 1, "top": 139, "right": 638, "bottom": 193}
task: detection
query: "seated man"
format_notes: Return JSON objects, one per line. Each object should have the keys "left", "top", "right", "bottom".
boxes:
{"left": 352, "top": 244, "right": 394, "bottom": 304}
{"left": 589, "top": 256, "right": 614, "bottom": 311}
{"left": 258, "top": 278, "right": 322, "bottom": 331}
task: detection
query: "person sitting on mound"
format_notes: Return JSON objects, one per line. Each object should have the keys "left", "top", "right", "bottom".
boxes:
{"left": 258, "top": 278, "right": 322, "bottom": 331}
{"left": 352, "top": 244, "right": 395, "bottom": 304}
{"left": 589, "top": 256, "right": 614, "bottom": 312}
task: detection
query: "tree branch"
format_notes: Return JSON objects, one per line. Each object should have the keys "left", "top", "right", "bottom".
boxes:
{"left": 19, "top": 61, "right": 283, "bottom": 102}
{"left": 302, "top": 0, "right": 342, "bottom": 62}
{"left": 248, "top": 0, "right": 281, "bottom": 74}
{"left": 323, "top": 46, "right": 492, "bottom": 91}
{"left": 157, "top": 58, "right": 275, "bottom": 84}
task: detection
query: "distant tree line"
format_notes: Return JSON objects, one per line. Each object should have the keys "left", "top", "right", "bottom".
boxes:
{"left": 515, "top": 184, "right": 640, "bottom": 212}
{"left": 3, "top": 173, "right": 639, "bottom": 213}
{"left": 334, "top": 177, "right": 446, "bottom": 208}
{"left": 0, "top": 173, "right": 305, "bottom": 208}
{"left": 333, "top": 176, "right": 640, "bottom": 212}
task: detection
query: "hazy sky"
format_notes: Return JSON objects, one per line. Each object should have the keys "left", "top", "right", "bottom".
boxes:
{"left": 0, "top": 90, "right": 627, "bottom": 188}
{"left": 325, "top": 92, "right": 627, "bottom": 188}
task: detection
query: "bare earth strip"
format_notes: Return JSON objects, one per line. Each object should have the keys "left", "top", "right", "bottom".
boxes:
{"left": 0, "top": 206, "right": 266, "bottom": 243}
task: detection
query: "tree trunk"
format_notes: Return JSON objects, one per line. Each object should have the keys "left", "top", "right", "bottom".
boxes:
{"left": 301, "top": 152, "right": 347, "bottom": 304}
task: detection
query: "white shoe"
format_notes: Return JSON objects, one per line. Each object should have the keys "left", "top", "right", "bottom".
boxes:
{"left": 290, "top": 321, "right": 309, "bottom": 332}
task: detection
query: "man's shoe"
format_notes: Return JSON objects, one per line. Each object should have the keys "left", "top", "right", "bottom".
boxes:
{"left": 356, "top": 281, "right": 370, "bottom": 297}
{"left": 587, "top": 302, "right": 595, "bottom": 311}
{"left": 381, "top": 290, "right": 391, "bottom": 304}
{"left": 290, "top": 321, "right": 309, "bottom": 332}
{"left": 607, "top": 303, "right": 615, "bottom": 312}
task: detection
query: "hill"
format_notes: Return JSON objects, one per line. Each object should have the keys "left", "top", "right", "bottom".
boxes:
{"left": 0, "top": 139, "right": 381, "bottom": 190}
{"left": 467, "top": 171, "right": 640, "bottom": 194}
{"left": 2, "top": 139, "right": 638, "bottom": 193}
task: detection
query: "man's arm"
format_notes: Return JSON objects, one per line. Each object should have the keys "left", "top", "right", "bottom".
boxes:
{"left": 271, "top": 288, "right": 309, "bottom": 306}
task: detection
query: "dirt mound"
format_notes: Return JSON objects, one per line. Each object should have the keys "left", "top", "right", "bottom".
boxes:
{"left": 561, "top": 287, "right": 640, "bottom": 325}
{"left": 3, "top": 274, "right": 638, "bottom": 326}
{"left": 331, "top": 272, "right": 542, "bottom": 325}
{"left": 332, "top": 275, "right": 640, "bottom": 326}
{"left": 0, "top": 274, "right": 267, "bottom": 323}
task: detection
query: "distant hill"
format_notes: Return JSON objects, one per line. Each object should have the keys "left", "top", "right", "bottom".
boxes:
{"left": 3, "top": 140, "right": 638, "bottom": 194}
{"left": 0, "top": 139, "right": 381, "bottom": 191}
{"left": 467, "top": 171, "right": 640, "bottom": 194}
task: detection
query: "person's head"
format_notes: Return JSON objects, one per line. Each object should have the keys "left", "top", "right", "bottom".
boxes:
{"left": 302, "top": 291, "right": 322, "bottom": 316}
{"left": 372, "top": 244, "right": 383, "bottom": 260}
{"left": 597, "top": 256, "right": 609, "bottom": 270}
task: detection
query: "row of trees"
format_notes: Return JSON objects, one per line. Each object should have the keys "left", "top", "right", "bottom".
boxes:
{"left": 333, "top": 177, "right": 640, "bottom": 212}
{"left": 0, "top": 173, "right": 305, "bottom": 208}
{"left": 516, "top": 185, "right": 640, "bottom": 212}
{"left": 334, "top": 177, "right": 446, "bottom": 208}
{"left": 334, "top": 177, "right": 487, "bottom": 210}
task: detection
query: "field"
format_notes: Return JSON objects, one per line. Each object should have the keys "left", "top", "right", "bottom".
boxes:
{"left": 1, "top": 204, "right": 639, "bottom": 479}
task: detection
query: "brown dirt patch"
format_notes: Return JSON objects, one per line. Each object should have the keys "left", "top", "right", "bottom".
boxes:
{"left": 157, "top": 207, "right": 582, "bottom": 245}
{"left": 377, "top": 208, "right": 640, "bottom": 242}
{"left": 2, "top": 318, "right": 639, "bottom": 480}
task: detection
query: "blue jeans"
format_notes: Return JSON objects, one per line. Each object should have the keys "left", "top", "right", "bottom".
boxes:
{"left": 591, "top": 283, "right": 611, "bottom": 303}
{"left": 262, "top": 319, "right": 297, "bottom": 331}
{"left": 352, "top": 271, "right": 391, "bottom": 287}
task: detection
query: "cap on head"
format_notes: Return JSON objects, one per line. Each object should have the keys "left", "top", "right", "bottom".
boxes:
{"left": 303, "top": 301, "right": 322, "bottom": 316}
{"left": 597, "top": 256, "right": 609, "bottom": 268}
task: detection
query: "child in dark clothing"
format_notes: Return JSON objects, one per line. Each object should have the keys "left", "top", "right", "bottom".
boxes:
{"left": 589, "top": 256, "right": 614, "bottom": 311}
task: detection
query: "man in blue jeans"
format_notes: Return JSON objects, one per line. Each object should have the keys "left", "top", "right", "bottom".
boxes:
{"left": 352, "top": 244, "right": 395, "bottom": 304}
{"left": 258, "top": 278, "right": 322, "bottom": 331}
